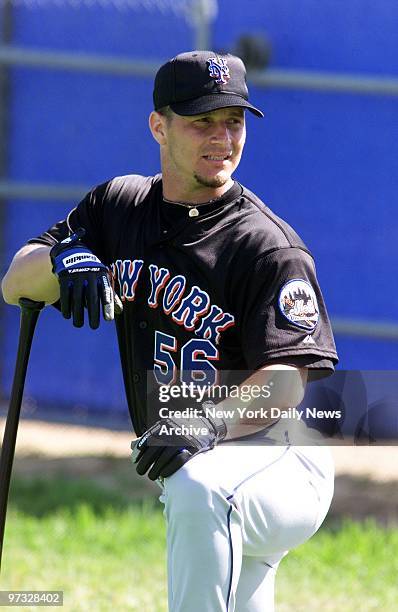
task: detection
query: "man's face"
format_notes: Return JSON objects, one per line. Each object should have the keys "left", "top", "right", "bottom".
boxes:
{"left": 160, "top": 107, "right": 246, "bottom": 198}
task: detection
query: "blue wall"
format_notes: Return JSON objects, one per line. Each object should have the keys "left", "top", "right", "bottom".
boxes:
{"left": 215, "top": 0, "right": 398, "bottom": 75}
{"left": 2, "top": 1, "right": 397, "bottom": 420}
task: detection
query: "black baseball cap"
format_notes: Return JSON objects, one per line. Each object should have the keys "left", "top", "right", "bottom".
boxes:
{"left": 153, "top": 50, "right": 264, "bottom": 118}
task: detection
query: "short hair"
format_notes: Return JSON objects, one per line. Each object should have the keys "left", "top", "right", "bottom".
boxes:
{"left": 156, "top": 105, "right": 173, "bottom": 122}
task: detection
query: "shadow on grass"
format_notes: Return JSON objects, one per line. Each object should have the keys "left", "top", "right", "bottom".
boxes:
{"left": 9, "top": 478, "right": 163, "bottom": 517}
{"left": 330, "top": 474, "right": 398, "bottom": 526}
{"left": 8, "top": 455, "right": 161, "bottom": 517}
{"left": 9, "top": 477, "right": 164, "bottom": 517}
{"left": 8, "top": 454, "right": 164, "bottom": 517}
{"left": 8, "top": 456, "right": 398, "bottom": 524}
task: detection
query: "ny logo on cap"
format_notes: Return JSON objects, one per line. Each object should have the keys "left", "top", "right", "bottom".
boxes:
{"left": 207, "top": 57, "right": 230, "bottom": 85}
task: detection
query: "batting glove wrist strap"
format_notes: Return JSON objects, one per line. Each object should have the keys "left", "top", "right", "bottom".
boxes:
{"left": 131, "top": 412, "right": 226, "bottom": 481}
{"left": 50, "top": 228, "right": 105, "bottom": 274}
{"left": 50, "top": 228, "right": 119, "bottom": 329}
{"left": 201, "top": 400, "right": 227, "bottom": 440}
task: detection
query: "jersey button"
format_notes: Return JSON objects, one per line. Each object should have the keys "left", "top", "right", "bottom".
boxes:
{"left": 139, "top": 320, "right": 147, "bottom": 329}
{"left": 132, "top": 373, "right": 141, "bottom": 383}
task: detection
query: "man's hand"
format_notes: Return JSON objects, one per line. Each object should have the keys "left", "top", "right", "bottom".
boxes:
{"left": 50, "top": 228, "right": 122, "bottom": 329}
{"left": 131, "top": 413, "right": 227, "bottom": 481}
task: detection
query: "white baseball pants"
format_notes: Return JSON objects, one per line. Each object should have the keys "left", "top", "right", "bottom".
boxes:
{"left": 158, "top": 443, "right": 334, "bottom": 612}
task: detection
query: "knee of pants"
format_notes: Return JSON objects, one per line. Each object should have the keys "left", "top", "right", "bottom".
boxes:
{"left": 163, "top": 458, "right": 229, "bottom": 522}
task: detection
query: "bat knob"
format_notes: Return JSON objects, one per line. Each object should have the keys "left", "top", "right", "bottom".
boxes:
{"left": 18, "top": 298, "right": 46, "bottom": 312}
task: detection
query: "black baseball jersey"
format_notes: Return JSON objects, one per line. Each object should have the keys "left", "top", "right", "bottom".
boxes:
{"left": 29, "top": 174, "right": 338, "bottom": 435}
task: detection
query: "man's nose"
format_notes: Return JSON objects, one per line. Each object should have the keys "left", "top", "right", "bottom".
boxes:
{"left": 210, "top": 122, "right": 232, "bottom": 144}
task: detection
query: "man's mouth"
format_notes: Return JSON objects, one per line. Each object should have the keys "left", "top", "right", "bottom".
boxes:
{"left": 202, "top": 154, "right": 232, "bottom": 161}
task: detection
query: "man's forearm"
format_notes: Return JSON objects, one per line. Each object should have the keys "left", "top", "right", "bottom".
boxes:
{"left": 214, "top": 365, "right": 308, "bottom": 441}
{"left": 1, "top": 244, "right": 60, "bottom": 305}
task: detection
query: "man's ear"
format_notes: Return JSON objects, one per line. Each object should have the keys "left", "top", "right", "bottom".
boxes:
{"left": 149, "top": 111, "right": 168, "bottom": 145}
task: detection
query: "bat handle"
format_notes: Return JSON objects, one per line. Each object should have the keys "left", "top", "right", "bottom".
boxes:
{"left": 18, "top": 298, "right": 46, "bottom": 312}
{"left": 0, "top": 297, "right": 45, "bottom": 573}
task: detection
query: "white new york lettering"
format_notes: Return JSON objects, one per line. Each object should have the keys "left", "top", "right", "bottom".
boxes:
{"left": 171, "top": 286, "right": 210, "bottom": 330}
{"left": 195, "top": 305, "right": 235, "bottom": 344}
{"left": 148, "top": 264, "right": 171, "bottom": 308}
{"left": 112, "top": 259, "right": 144, "bottom": 301}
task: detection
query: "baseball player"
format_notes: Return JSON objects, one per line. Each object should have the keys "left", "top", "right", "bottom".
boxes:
{"left": 2, "top": 51, "right": 338, "bottom": 611}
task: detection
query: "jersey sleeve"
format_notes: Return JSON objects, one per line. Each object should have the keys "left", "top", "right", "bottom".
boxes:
{"left": 238, "top": 247, "right": 338, "bottom": 373}
{"left": 27, "top": 181, "right": 111, "bottom": 262}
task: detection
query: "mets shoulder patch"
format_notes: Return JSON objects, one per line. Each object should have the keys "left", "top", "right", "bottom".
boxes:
{"left": 278, "top": 279, "right": 319, "bottom": 331}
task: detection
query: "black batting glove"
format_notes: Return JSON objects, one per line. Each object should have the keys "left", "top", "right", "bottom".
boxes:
{"left": 50, "top": 228, "right": 122, "bottom": 329}
{"left": 131, "top": 413, "right": 227, "bottom": 481}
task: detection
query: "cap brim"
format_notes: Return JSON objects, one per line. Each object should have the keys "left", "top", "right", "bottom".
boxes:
{"left": 170, "top": 93, "right": 264, "bottom": 118}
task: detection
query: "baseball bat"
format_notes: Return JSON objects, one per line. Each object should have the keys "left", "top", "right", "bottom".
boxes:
{"left": 0, "top": 298, "right": 45, "bottom": 573}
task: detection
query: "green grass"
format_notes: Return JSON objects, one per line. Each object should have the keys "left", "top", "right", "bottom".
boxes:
{"left": 276, "top": 518, "right": 398, "bottom": 611}
{"left": 2, "top": 479, "right": 167, "bottom": 611}
{"left": 1, "top": 478, "right": 398, "bottom": 611}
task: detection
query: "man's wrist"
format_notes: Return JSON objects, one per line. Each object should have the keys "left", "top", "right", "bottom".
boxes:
{"left": 202, "top": 401, "right": 227, "bottom": 441}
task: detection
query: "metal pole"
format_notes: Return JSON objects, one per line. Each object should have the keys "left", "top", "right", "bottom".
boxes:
{"left": 331, "top": 318, "right": 398, "bottom": 341}
{"left": 191, "top": 0, "right": 217, "bottom": 51}
{"left": 0, "top": 0, "right": 13, "bottom": 404}
{"left": 1, "top": 45, "right": 398, "bottom": 97}
{"left": 0, "top": 45, "right": 161, "bottom": 76}
{"left": 248, "top": 67, "right": 398, "bottom": 96}
{"left": 0, "top": 180, "right": 89, "bottom": 201}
